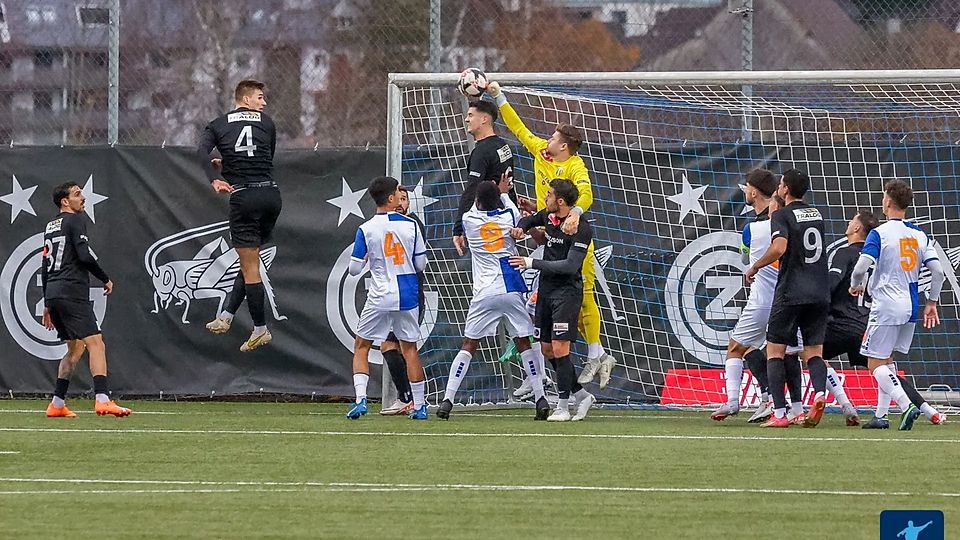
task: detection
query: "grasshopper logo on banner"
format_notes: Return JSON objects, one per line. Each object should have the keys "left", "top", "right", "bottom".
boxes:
{"left": 144, "top": 221, "right": 286, "bottom": 324}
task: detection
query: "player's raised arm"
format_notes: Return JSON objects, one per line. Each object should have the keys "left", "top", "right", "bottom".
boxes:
{"left": 488, "top": 81, "right": 547, "bottom": 156}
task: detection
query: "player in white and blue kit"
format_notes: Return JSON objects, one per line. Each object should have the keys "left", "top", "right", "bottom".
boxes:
{"left": 849, "top": 180, "right": 947, "bottom": 430}
{"left": 437, "top": 181, "right": 550, "bottom": 421}
{"left": 347, "top": 176, "right": 430, "bottom": 420}
{"left": 713, "top": 169, "right": 784, "bottom": 422}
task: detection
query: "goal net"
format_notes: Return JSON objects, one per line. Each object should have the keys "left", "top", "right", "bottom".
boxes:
{"left": 386, "top": 70, "right": 960, "bottom": 412}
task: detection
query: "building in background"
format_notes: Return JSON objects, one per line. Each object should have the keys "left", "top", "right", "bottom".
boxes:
{"left": 0, "top": 0, "right": 958, "bottom": 147}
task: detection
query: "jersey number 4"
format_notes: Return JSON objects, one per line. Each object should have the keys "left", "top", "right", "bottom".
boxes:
{"left": 899, "top": 237, "right": 919, "bottom": 271}
{"left": 383, "top": 232, "right": 406, "bottom": 265}
{"left": 234, "top": 125, "right": 257, "bottom": 157}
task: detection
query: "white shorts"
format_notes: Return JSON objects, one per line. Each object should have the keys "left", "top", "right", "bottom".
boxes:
{"left": 730, "top": 303, "right": 771, "bottom": 349}
{"left": 356, "top": 306, "right": 420, "bottom": 343}
{"left": 464, "top": 293, "right": 535, "bottom": 340}
{"left": 860, "top": 322, "right": 915, "bottom": 360}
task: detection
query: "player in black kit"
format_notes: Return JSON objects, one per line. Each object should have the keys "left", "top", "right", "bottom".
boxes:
{"left": 453, "top": 100, "right": 517, "bottom": 256}
{"left": 198, "top": 80, "right": 281, "bottom": 352}
{"left": 42, "top": 182, "right": 132, "bottom": 418}
{"left": 745, "top": 169, "right": 831, "bottom": 428}
{"left": 509, "top": 179, "right": 596, "bottom": 422}
{"left": 825, "top": 210, "right": 933, "bottom": 429}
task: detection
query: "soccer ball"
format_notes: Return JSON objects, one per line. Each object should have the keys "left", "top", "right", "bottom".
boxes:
{"left": 458, "top": 68, "right": 487, "bottom": 98}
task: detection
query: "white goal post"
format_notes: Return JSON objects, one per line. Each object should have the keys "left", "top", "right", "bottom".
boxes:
{"left": 383, "top": 69, "right": 960, "bottom": 412}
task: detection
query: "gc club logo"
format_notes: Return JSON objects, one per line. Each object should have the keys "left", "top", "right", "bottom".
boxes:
{"left": 664, "top": 231, "right": 744, "bottom": 366}
{"left": 324, "top": 244, "right": 439, "bottom": 364}
{"left": 0, "top": 233, "right": 107, "bottom": 360}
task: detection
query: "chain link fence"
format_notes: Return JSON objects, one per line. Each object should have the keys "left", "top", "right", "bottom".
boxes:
{"left": 1, "top": 0, "right": 958, "bottom": 147}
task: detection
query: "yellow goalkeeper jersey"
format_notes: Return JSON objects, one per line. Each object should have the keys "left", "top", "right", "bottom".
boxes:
{"left": 499, "top": 101, "right": 593, "bottom": 212}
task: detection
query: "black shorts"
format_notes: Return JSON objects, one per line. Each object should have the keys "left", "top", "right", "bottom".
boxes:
{"left": 534, "top": 287, "right": 582, "bottom": 343}
{"left": 766, "top": 302, "right": 829, "bottom": 347}
{"left": 229, "top": 186, "right": 282, "bottom": 248}
{"left": 47, "top": 298, "right": 100, "bottom": 341}
{"left": 823, "top": 327, "right": 868, "bottom": 367}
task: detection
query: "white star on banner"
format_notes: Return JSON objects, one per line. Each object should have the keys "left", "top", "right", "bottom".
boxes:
{"left": 406, "top": 177, "right": 438, "bottom": 222}
{"left": 667, "top": 172, "right": 708, "bottom": 224}
{"left": 739, "top": 184, "right": 754, "bottom": 216}
{"left": 0, "top": 175, "right": 37, "bottom": 224}
{"left": 326, "top": 177, "right": 367, "bottom": 226}
{"left": 80, "top": 174, "right": 108, "bottom": 224}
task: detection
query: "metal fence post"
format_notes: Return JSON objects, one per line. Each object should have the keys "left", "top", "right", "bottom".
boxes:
{"left": 108, "top": 0, "right": 120, "bottom": 145}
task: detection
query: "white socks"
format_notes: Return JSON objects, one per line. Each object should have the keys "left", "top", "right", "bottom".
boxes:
{"left": 353, "top": 373, "right": 369, "bottom": 403}
{"left": 51, "top": 396, "right": 65, "bottom": 407}
{"left": 872, "top": 364, "right": 911, "bottom": 412}
{"left": 443, "top": 350, "right": 472, "bottom": 403}
{"left": 519, "top": 349, "right": 545, "bottom": 400}
{"left": 95, "top": 393, "right": 110, "bottom": 403}
{"left": 411, "top": 381, "right": 426, "bottom": 409}
{"left": 876, "top": 390, "right": 891, "bottom": 418}
{"left": 588, "top": 343, "right": 605, "bottom": 359}
{"left": 920, "top": 402, "right": 937, "bottom": 419}
{"left": 826, "top": 367, "right": 851, "bottom": 407}
{"left": 724, "top": 357, "right": 744, "bottom": 407}
{"left": 252, "top": 325, "right": 267, "bottom": 335}
{"left": 220, "top": 311, "right": 235, "bottom": 322}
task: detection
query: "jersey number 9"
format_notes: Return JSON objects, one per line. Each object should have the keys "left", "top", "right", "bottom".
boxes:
{"left": 803, "top": 228, "right": 823, "bottom": 264}
{"left": 479, "top": 222, "right": 505, "bottom": 252}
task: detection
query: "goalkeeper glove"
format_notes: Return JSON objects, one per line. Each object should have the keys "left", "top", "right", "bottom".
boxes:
{"left": 488, "top": 81, "right": 508, "bottom": 107}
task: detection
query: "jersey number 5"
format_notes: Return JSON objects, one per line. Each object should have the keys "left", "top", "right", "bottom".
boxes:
{"left": 479, "top": 222, "right": 505, "bottom": 252}
{"left": 899, "top": 237, "right": 919, "bottom": 271}
{"left": 234, "top": 125, "right": 257, "bottom": 157}
{"left": 383, "top": 232, "right": 406, "bottom": 265}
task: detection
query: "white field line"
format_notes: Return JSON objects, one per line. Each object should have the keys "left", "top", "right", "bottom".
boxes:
{"left": 307, "top": 411, "right": 704, "bottom": 420}
{"left": 0, "top": 451, "right": 19, "bottom": 455}
{"left": 0, "top": 427, "right": 956, "bottom": 444}
{"left": 0, "top": 409, "right": 178, "bottom": 415}
{"left": 0, "top": 477, "right": 957, "bottom": 498}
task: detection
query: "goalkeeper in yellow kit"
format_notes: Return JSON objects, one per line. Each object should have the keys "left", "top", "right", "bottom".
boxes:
{"left": 488, "top": 81, "right": 618, "bottom": 388}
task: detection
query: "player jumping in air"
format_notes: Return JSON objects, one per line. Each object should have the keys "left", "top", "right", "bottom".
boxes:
{"left": 199, "top": 80, "right": 282, "bottom": 352}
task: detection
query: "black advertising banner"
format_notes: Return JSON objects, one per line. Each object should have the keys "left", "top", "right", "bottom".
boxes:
{"left": 0, "top": 147, "right": 389, "bottom": 396}
{"left": 1, "top": 145, "right": 958, "bottom": 400}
